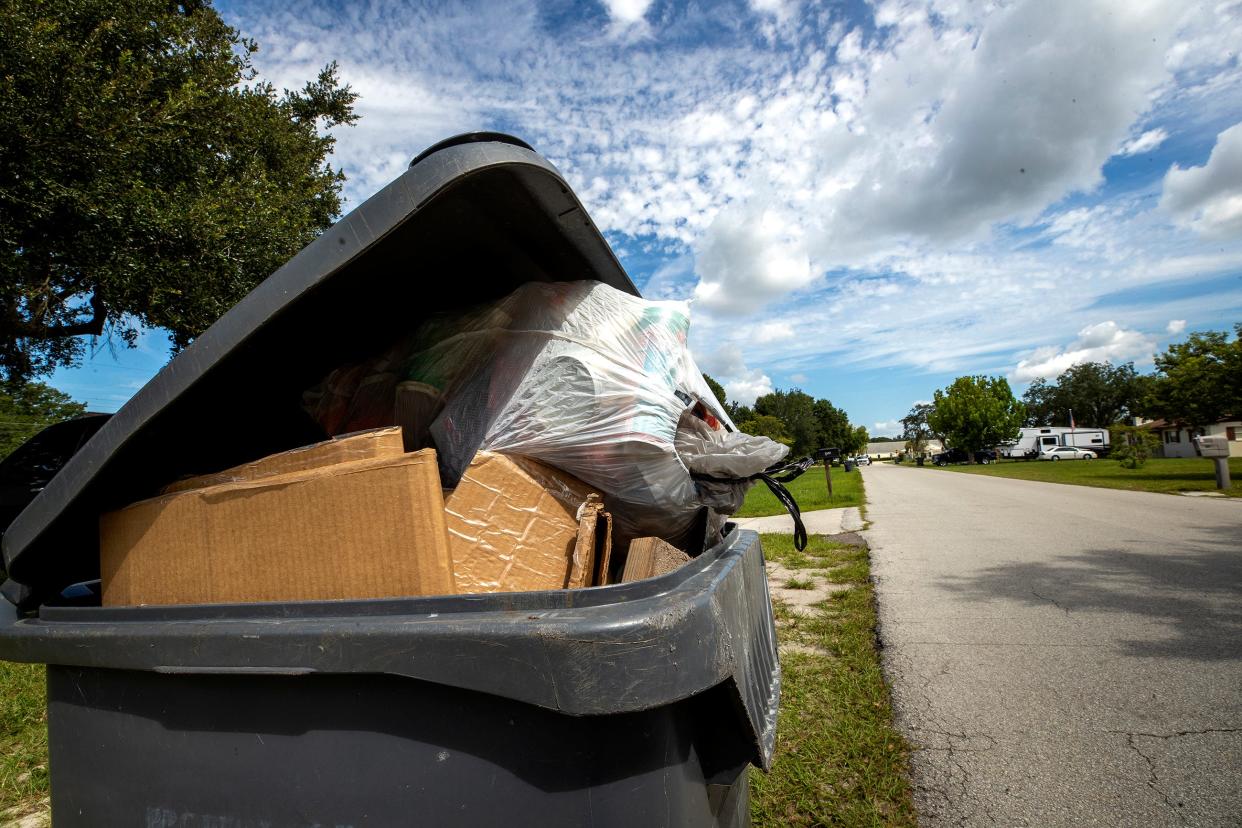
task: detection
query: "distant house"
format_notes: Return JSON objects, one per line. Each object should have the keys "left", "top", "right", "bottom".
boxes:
{"left": 866, "top": 439, "right": 943, "bottom": 459}
{"left": 1138, "top": 417, "right": 1242, "bottom": 458}
{"left": 864, "top": 441, "right": 903, "bottom": 459}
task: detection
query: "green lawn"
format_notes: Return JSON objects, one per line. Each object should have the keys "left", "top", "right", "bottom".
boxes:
{"left": 737, "top": 463, "right": 865, "bottom": 517}
{"left": 923, "top": 455, "right": 1242, "bottom": 496}
{"left": 751, "top": 534, "right": 917, "bottom": 826}
{"left": 0, "top": 661, "right": 48, "bottom": 822}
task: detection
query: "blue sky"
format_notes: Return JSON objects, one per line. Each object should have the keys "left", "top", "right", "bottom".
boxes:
{"left": 54, "top": 0, "right": 1242, "bottom": 436}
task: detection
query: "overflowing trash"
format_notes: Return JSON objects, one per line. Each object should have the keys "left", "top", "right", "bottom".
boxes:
{"left": 98, "top": 279, "right": 803, "bottom": 606}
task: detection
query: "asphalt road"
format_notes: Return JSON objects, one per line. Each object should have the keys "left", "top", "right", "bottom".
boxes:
{"left": 863, "top": 462, "right": 1242, "bottom": 827}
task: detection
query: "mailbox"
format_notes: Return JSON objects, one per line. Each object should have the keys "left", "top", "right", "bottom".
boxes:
{"left": 1193, "top": 434, "right": 1230, "bottom": 458}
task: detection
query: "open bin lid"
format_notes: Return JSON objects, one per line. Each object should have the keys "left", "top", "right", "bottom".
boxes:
{"left": 2, "top": 133, "right": 638, "bottom": 608}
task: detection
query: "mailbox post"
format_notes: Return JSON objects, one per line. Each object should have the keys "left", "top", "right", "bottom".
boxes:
{"left": 1193, "top": 435, "right": 1231, "bottom": 489}
{"left": 818, "top": 447, "right": 841, "bottom": 501}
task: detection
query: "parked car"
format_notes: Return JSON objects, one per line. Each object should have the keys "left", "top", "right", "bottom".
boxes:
{"left": 1039, "top": 446, "right": 1096, "bottom": 461}
{"left": 932, "top": 447, "right": 996, "bottom": 466}
{"left": 852, "top": 455, "right": 872, "bottom": 466}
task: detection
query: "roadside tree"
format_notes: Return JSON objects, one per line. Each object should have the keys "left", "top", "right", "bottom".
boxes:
{"left": 813, "top": 398, "right": 853, "bottom": 452}
{"left": 755, "top": 389, "right": 820, "bottom": 456}
{"left": 928, "top": 376, "right": 1025, "bottom": 462}
{"left": 847, "top": 425, "right": 869, "bottom": 455}
{"left": 1022, "top": 361, "right": 1145, "bottom": 427}
{"left": 701, "top": 374, "right": 728, "bottom": 408}
{"left": 1142, "top": 325, "right": 1242, "bottom": 428}
{"left": 738, "top": 414, "right": 792, "bottom": 446}
{"left": 900, "top": 402, "right": 936, "bottom": 456}
{"left": 0, "top": 383, "right": 86, "bottom": 460}
{"left": 1, "top": 0, "right": 358, "bottom": 384}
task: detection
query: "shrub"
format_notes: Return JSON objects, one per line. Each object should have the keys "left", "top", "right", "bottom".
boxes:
{"left": 1110, "top": 425, "right": 1159, "bottom": 469}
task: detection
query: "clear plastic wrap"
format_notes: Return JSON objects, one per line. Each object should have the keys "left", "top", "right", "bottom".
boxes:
{"left": 304, "top": 280, "right": 790, "bottom": 549}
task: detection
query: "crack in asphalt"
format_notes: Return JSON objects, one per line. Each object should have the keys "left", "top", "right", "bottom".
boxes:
{"left": 1115, "top": 731, "right": 1186, "bottom": 823}
{"left": 1107, "top": 727, "right": 1240, "bottom": 739}
{"left": 1102, "top": 728, "right": 1240, "bottom": 823}
{"left": 1030, "top": 589, "right": 1071, "bottom": 615}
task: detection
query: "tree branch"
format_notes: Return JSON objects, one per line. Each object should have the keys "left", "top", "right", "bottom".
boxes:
{"left": 18, "top": 292, "right": 107, "bottom": 338}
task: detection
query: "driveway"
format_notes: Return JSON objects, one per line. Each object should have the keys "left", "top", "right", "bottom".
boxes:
{"left": 863, "top": 462, "right": 1242, "bottom": 826}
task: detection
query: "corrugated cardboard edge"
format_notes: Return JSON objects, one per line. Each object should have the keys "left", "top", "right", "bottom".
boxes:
{"left": 594, "top": 511, "right": 615, "bottom": 586}
{"left": 162, "top": 426, "right": 406, "bottom": 494}
{"left": 620, "top": 536, "right": 691, "bottom": 583}
{"left": 568, "top": 495, "right": 610, "bottom": 589}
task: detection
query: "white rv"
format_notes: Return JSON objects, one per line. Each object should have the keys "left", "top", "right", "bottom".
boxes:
{"left": 999, "top": 426, "right": 1110, "bottom": 459}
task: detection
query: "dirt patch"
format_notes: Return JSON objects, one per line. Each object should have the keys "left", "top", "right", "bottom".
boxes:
{"left": 767, "top": 560, "right": 851, "bottom": 614}
{"left": 823, "top": 530, "right": 868, "bottom": 546}
{"left": 1, "top": 799, "right": 50, "bottom": 828}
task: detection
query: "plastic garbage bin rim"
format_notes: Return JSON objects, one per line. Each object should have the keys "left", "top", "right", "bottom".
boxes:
{"left": 32, "top": 523, "right": 743, "bottom": 625}
{"left": 0, "top": 530, "right": 779, "bottom": 774}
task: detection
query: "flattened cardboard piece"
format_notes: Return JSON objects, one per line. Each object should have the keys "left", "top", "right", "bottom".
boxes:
{"left": 620, "top": 536, "right": 692, "bottom": 583}
{"left": 568, "top": 495, "right": 610, "bottom": 589}
{"left": 102, "top": 449, "right": 453, "bottom": 606}
{"left": 445, "top": 452, "right": 602, "bottom": 593}
{"left": 163, "top": 427, "right": 405, "bottom": 494}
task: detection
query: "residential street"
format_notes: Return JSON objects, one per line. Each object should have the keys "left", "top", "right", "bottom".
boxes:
{"left": 863, "top": 462, "right": 1242, "bottom": 827}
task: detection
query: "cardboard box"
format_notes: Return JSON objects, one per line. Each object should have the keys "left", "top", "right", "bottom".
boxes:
{"left": 445, "top": 452, "right": 609, "bottom": 593}
{"left": 101, "top": 450, "right": 454, "bottom": 606}
{"left": 162, "top": 427, "right": 406, "bottom": 494}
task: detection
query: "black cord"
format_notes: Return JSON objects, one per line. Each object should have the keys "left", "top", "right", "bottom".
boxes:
{"left": 692, "top": 454, "right": 817, "bottom": 551}
{"left": 753, "top": 472, "right": 807, "bottom": 550}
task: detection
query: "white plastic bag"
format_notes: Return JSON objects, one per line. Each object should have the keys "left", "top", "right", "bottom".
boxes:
{"left": 306, "top": 280, "right": 790, "bottom": 549}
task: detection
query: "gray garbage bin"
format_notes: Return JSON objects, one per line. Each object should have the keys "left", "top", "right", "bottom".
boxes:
{"left": 0, "top": 134, "right": 780, "bottom": 827}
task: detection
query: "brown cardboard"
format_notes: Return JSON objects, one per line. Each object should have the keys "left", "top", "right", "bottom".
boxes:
{"left": 445, "top": 452, "right": 605, "bottom": 593}
{"left": 568, "top": 495, "right": 611, "bottom": 589}
{"left": 620, "top": 537, "right": 691, "bottom": 583}
{"left": 101, "top": 449, "right": 454, "bottom": 606}
{"left": 162, "top": 427, "right": 406, "bottom": 494}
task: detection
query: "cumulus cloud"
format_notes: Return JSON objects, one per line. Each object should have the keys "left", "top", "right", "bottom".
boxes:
{"left": 600, "top": 0, "right": 654, "bottom": 37}
{"left": 1013, "top": 322, "right": 1157, "bottom": 382}
{"left": 873, "top": 420, "right": 900, "bottom": 434}
{"left": 695, "top": 343, "right": 774, "bottom": 405}
{"left": 1161, "top": 121, "right": 1242, "bottom": 239}
{"left": 601, "top": 0, "right": 652, "bottom": 25}
{"left": 725, "top": 372, "right": 775, "bottom": 406}
{"left": 693, "top": 206, "right": 813, "bottom": 314}
{"left": 1118, "top": 127, "right": 1169, "bottom": 156}
{"left": 1166, "top": 319, "right": 1187, "bottom": 334}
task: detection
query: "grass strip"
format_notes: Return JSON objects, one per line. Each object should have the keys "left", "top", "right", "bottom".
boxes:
{"left": 0, "top": 661, "right": 49, "bottom": 817}
{"left": 751, "top": 533, "right": 917, "bottom": 826}
{"left": 737, "top": 465, "right": 864, "bottom": 517}
{"left": 919, "top": 455, "right": 1242, "bottom": 497}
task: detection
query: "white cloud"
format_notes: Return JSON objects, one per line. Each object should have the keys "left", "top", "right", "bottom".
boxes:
{"left": 693, "top": 206, "right": 813, "bottom": 314}
{"left": 695, "top": 343, "right": 774, "bottom": 405}
{"left": 789, "top": 372, "right": 809, "bottom": 384}
{"left": 1012, "top": 322, "right": 1157, "bottom": 382}
{"left": 725, "top": 371, "right": 775, "bottom": 406}
{"left": 1161, "top": 121, "right": 1242, "bottom": 239}
{"left": 1166, "top": 319, "right": 1187, "bottom": 334}
{"left": 601, "top": 0, "right": 652, "bottom": 25}
{"left": 873, "top": 420, "right": 900, "bottom": 434}
{"left": 1118, "top": 127, "right": 1169, "bottom": 156}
